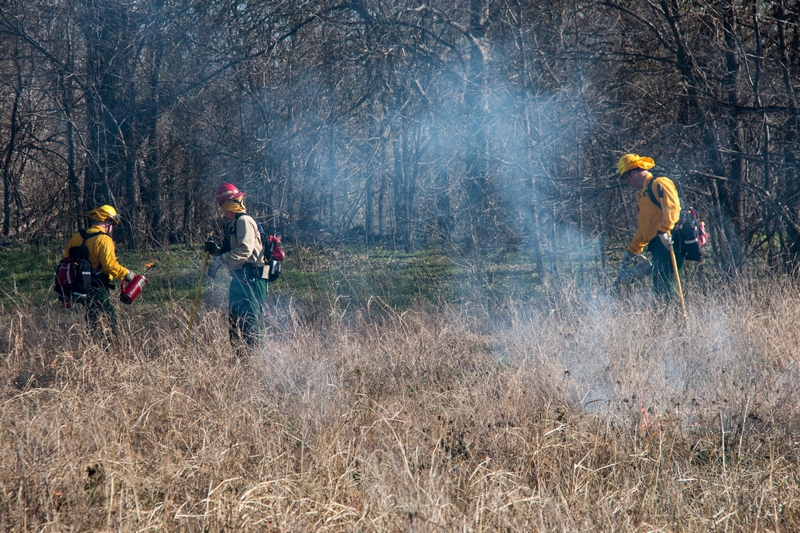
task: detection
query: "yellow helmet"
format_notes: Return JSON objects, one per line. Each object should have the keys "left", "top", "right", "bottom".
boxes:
{"left": 617, "top": 154, "right": 655, "bottom": 176}
{"left": 88, "top": 205, "right": 120, "bottom": 225}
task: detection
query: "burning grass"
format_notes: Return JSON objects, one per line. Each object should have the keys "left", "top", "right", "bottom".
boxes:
{"left": 1, "top": 280, "right": 800, "bottom": 531}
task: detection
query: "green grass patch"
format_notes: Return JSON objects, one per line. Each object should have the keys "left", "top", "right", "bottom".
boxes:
{"left": 0, "top": 244, "right": 62, "bottom": 303}
{"left": 0, "top": 242, "right": 564, "bottom": 312}
{"left": 284, "top": 246, "right": 456, "bottom": 311}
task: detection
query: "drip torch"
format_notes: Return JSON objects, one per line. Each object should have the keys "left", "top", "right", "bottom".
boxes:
{"left": 120, "top": 262, "right": 157, "bottom": 304}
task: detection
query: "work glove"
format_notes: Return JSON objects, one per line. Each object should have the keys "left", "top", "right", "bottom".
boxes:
{"left": 207, "top": 256, "right": 223, "bottom": 279}
{"left": 124, "top": 270, "right": 136, "bottom": 282}
{"left": 621, "top": 250, "right": 634, "bottom": 265}
{"left": 658, "top": 232, "right": 672, "bottom": 249}
{"left": 203, "top": 239, "right": 221, "bottom": 256}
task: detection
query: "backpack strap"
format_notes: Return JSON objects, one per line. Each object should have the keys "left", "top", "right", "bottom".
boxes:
{"left": 234, "top": 213, "right": 265, "bottom": 242}
{"left": 646, "top": 177, "right": 683, "bottom": 211}
{"left": 221, "top": 214, "right": 249, "bottom": 253}
{"left": 78, "top": 229, "right": 101, "bottom": 245}
{"left": 231, "top": 213, "right": 252, "bottom": 241}
{"left": 645, "top": 178, "right": 663, "bottom": 209}
{"left": 76, "top": 229, "right": 104, "bottom": 275}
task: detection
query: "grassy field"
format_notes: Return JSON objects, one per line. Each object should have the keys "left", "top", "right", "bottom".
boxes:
{"left": 0, "top": 242, "right": 485, "bottom": 309}
{"left": 1, "top": 244, "right": 799, "bottom": 531}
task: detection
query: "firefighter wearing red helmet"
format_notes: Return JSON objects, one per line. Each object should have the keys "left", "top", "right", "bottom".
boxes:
{"left": 62, "top": 205, "right": 136, "bottom": 340}
{"left": 215, "top": 183, "right": 244, "bottom": 205}
{"left": 204, "top": 183, "right": 268, "bottom": 351}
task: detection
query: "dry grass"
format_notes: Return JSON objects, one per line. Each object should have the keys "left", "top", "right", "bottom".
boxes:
{"left": 2, "top": 280, "right": 800, "bottom": 532}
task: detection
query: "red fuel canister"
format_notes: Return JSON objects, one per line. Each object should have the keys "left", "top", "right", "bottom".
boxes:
{"left": 120, "top": 275, "right": 147, "bottom": 304}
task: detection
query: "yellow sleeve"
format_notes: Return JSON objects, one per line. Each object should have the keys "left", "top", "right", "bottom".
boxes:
{"left": 94, "top": 234, "right": 129, "bottom": 280}
{"left": 627, "top": 187, "right": 651, "bottom": 255}
{"left": 627, "top": 229, "right": 649, "bottom": 255}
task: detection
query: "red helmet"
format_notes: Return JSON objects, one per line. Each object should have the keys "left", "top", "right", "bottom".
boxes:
{"left": 215, "top": 183, "right": 244, "bottom": 204}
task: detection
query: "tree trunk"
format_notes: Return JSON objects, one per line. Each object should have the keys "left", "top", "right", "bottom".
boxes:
{"left": 2, "top": 57, "right": 21, "bottom": 240}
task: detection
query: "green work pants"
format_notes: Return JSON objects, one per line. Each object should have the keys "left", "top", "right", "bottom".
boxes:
{"left": 85, "top": 278, "right": 119, "bottom": 341}
{"left": 229, "top": 270, "right": 267, "bottom": 348}
{"left": 648, "top": 236, "right": 684, "bottom": 304}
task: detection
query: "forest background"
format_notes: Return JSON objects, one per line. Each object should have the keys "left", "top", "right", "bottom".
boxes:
{"left": 1, "top": 0, "right": 799, "bottom": 281}
{"left": 3, "top": 2, "right": 800, "bottom": 531}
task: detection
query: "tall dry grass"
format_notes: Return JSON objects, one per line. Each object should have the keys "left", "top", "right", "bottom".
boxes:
{"left": 1, "top": 280, "right": 799, "bottom": 531}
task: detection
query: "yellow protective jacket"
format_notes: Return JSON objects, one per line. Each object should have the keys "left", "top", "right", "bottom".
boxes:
{"left": 627, "top": 174, "right": 681, "bottom": 255}
{"left": 63, "top": 226, "right": 130, "bottom": 283}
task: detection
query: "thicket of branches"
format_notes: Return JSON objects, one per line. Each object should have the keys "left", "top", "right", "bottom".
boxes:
{"left": 1, "top": 0, "right": 799, "bottom": 279}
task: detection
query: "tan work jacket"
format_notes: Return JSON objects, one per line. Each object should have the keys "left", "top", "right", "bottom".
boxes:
{"left": 221, "top": 214, "right": 264, "bottom": 271}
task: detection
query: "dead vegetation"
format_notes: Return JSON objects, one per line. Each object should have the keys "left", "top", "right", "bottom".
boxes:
{"left": 2, "top": 281, "right": 800, "bottom": 531}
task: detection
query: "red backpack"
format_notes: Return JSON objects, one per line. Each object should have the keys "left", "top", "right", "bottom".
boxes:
{"left": 265, "top": 234, "right": 284, "bottom": 281}
{"left": 54, "top": 230, "right": 100, "bottom": 306}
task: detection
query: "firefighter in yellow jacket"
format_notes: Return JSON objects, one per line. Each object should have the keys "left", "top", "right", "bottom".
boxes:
{"left": 63, "top": 205, "right": 136, "bottom": 336}
{"left": 618, "top": 154, "right": 683, "bottom": 301}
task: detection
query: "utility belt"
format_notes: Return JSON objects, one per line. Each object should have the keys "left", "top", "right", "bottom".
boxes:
{"left": 90, "top": 271, "right": 114, "bottom": 290}
{"left": 647, "top": 234, "right": 672, "bottom": 253}
{"left": 234, "top": 263, "right": 265, "bottom": 283}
